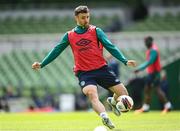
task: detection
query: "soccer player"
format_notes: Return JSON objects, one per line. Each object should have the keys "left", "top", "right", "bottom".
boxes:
{"left": 32, "top": 5, "right": 136, "bottom": 129}
{"left": 134, "top": 36, "right": 172, "bottom": 114}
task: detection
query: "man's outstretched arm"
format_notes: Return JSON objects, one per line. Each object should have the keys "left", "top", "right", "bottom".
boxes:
{"left": 32, "top": 33, "right": 69, "bottom": 70}
{"left": 96, "top": 28, "right": 136, "bottom": 67}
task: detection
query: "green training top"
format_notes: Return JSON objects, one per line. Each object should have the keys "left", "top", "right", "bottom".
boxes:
{"left": 40, "top": 25, "right": 128, "bottom": 68}
{"left": 137, "top": 49, "right": 157, "bottom": 71}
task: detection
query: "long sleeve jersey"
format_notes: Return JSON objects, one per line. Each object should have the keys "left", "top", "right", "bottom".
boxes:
{"left": 136, "top": 49, "right": 157, "bottom": 71}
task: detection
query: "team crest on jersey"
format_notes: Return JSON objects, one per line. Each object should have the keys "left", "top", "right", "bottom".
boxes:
{"left": 115, "top": 79, "right": 120, "bottom": 82}
{"left": 80, "top": 81, "right": 86, "bottom": 86}
{"left": 76, "top": 38, "right": 92, "bottom": 46}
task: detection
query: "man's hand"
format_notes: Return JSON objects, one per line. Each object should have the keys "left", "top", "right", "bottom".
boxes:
{"left": 32, "top": 62, "right": 41, "bottom": 70}
{"left": 127, "top": 60, "right": 137, "bottom": 67}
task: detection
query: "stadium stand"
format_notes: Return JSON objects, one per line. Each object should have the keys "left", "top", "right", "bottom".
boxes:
{"left": 126, "top": 13, "right": 180, "bottom": 31}
{"left": 0, "top": 29, "right": 179, "bottom": 98}
{"left": 1, "top": 12, "right": 180, "bottom": 34}
{"left": 0, "top": 15, "right": 113, "bottom": 34}
{"left": 0, "top": 45, "right": 179, "bottom": 88}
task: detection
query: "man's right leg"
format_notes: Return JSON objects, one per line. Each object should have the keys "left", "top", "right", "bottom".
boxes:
{"left": 82, "top": 85, "right": 115, "bottom": 129}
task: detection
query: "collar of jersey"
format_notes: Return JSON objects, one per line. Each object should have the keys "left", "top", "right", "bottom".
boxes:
{"left": 74, "top": 25, "right": 88, "bottom": 34}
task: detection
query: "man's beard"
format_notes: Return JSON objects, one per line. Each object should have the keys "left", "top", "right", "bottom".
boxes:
{"left": 83, "top": 23, "right": 89, "bottom": 28}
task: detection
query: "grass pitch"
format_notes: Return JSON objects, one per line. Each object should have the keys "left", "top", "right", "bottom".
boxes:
{"left": 0, "top": 111, "right": 179, "bottom": 131}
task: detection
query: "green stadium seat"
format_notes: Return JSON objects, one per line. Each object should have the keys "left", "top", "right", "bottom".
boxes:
{"left": 0, "top": 46, "right": 179, "bottom": 96}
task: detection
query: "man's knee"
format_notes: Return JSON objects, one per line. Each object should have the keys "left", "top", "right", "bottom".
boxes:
{"left": 86, "top": 90, "right": 98, "bottom": 101}
{"left": 83, "top": 86, "right": 98, "bottom": 101}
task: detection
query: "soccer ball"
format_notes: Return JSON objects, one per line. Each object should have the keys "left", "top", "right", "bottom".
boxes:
{"left": 116, "top": 95, "right": 134, "bottom": 113}
{"left": 94, "top": 126, "right": 107, "bottom": 131}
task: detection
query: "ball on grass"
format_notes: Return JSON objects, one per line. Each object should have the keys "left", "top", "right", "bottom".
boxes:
{"left": 94, "top": 126, "right": 107, "bottom": 131}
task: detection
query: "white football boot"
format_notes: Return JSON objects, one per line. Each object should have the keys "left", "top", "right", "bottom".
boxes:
{"left": 107, "top": 97, "right": 121, "bottom": 116}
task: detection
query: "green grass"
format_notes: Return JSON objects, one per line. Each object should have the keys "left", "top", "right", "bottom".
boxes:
{"left": 0, "top": 111, "right": 180, "bottom": 131}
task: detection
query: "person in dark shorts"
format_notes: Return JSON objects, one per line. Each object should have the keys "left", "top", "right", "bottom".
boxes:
{"left": 134, "top": 36, "right": 172, "bottom": 114}
{"left": 32, "top": 5, "right": 137, "bottom": 129}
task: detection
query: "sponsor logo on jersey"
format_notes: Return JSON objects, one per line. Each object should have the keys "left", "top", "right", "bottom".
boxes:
{"left": 76, "top": 38, "right": 92, "bottom": 46}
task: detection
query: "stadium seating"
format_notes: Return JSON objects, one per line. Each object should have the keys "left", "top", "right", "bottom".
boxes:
{"left": 0, "top": 15, "right": 112, "bottom": 34}
{"left": 1, "top": 13, "right": 180, "bottom": 34}
{"left": 0, "top": 45, "right": 179, "bottom": 97}
{"left": 126, "top": 13, "right": 180, "bottom": 31}
{"left": 0, "top": 12, "right": 180, "bottom": 97}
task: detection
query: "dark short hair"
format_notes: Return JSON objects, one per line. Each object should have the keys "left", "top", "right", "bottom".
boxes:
{"left": 144, "top": 36, "right": 153, "bottom": 48}
{"left": 74, "top": 5, "right": 89, "bottom": 16}
{"left": 145, "top": 36, "right": 153, "bottom": 43}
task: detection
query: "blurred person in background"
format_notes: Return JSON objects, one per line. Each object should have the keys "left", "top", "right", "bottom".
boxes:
{"left": 106, "top": 53, "right": 120, "bottom": 98}
{"left": 106, "top": 53, "right": 120, "bottom": 78}
{"left": 159, "top": 70, "right": 171, "bottom": 109}
{"left": 160, "top": 70, "right": 170, "bottom": 99}
{"left": 134, "top": 36, "right": 172, "bottom": 114}
{"left": 32, "top": 5, "right": 136, "bottom": 129}
{"left": 0, "top": 87, "right": 10, "bottom": 112}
